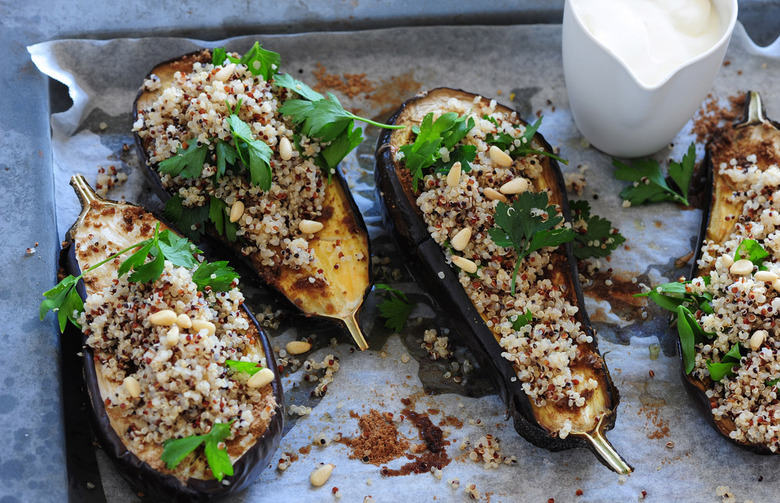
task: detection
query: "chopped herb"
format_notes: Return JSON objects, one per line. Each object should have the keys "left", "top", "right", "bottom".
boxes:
{"left": 158, "top": 141, "right": 209, "bottom": 179}
{"left": 488, "top": 191, "right": 576, "bottom": 295}
{"left": 511, "top": 309, "right": 533, "bottom": 330}
{"left": 375, "top": 283, "right": 413, "bottom": 333}
{"left": 614, "top": 142, "right": 696, "bottom": 207}
{"left": 734, "top": 238, "right": 769, "bottom": 268}
{"left": 192, "top": 261, "right": 239, "bottom": 292}
{"left": 276, "top": 74, "right": 403, "bottom": 173}
{"left": 237, "top": 42, "right": 280, "bottom": 81}
{"left": 225, "top": 359, "right": 264, "bottom": 375}
{"left": 208, "top": 198, "right": 238, "bottom": 243}
{"left": 706, "top": 343, "right": 743, "bottom": 381}
{"left": 212, "top": 47, "right": 227, "bottom": 67}
{"left": 161, "top": 421, "right": 234, "bottom": 481}
{"left": 215, "top": 139, "right": 238, "bottom": 179}
{"left": 398, "top": 112, "right": 475, "bottom": 190}
{"left": 767, "top": 377, "right": 780, "bottom": 387}
{"left": 225, "top": 113, "right": 273, "bottom": 191}
{"left": 569, "top": 200, "right": 626, "bottom": 259}
{"left": 163, "top": 194, "right": 209, "bottom": 241}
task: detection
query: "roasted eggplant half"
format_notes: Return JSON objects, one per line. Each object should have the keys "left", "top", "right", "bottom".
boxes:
{"left": 656, "top": 91, "right": 780, "bottom": 453}
{"left": 55, "top": 175, "right": 284, "bottom": 500}
{"left": 132, "top": 47, "right": 372, "bottom": 349}
{"left": 375, "top": 88, "right": 629, "bottom": 472}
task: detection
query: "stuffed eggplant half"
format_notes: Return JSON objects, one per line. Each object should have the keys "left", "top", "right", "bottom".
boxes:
{"left": 48, "top": 175, "right": 283, "bottom": 500}
{"left": 132, "top": 45, "right": 388, "bottom": 350}
{"left": 649, "top": 92, "right": 780, "bottom": 453}
{"left": 375, "top": 88, "right": 629, "bottom": 473}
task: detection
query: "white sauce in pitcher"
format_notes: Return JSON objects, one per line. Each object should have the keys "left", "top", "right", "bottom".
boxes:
{"left": 571, "top": 0, "right": 725, "bottom": 87}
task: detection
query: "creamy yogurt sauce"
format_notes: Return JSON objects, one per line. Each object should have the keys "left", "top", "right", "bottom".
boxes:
{"left": 571, "top": 0, "right": 725, "bottom": 87}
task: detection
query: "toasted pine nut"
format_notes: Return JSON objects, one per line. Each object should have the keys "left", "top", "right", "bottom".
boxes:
{"left": 755, "top": 270, "right": 778, "bottom": 282}
{"left": 730, "top": 259, "right": 753, "bottom": 276}
{"left": 191, "top": 319, "right": 217, "bottom": 336}
{"left": 451, "top": 227, "right": 472, "bottom": 251}
{"left": 750, "top": 330, "right": 768, "bottom": 350}
{"left": 720, "top": 254, "right": 734, "bottom": 268}
{"left": 286, "top": 340, "right": 312, "bottom": 355}
{"left": 451, "top": 255, "right": 478, "bottom": 274}
{"left": 489, "top": 145, "right": 513, "bottom": 167}
{"left": 214, "top": 63, "right": 236, "bottom": 82}
{"left": 149, "top": 309, "right": 177, "bottom": 326}
{"left": 483, "top": 187, "right": 508, "bottom": 203}
{"left": 447, "top": 162, "right": 462, "bottom": 187}
{"left": 247, "top": 367, "right": 275, "bottom": 388}
{"left": 279, "top": 136, "right": 293, "bottom": 161}
{"left": 229, "top": 201, "right": 245, "bottom": 223}
{"left": 499, "top": 177, "right": 529, "bottom": 195}
{"left": 310, "top": 463, "right": 334, "bottom": 487}
{"left": 299, "top": 219, "right": 324, "bottom": 234}
{"left": 177, "top": 313, "right": 192, "bottom": 329}
{"left": 123, "top": 376, "right": 141, "bottom": 398}
{"left": 773, "top": 279, "right": 780, "bottom": 293}
{"left": 165, "top": 325, "right": 179, "bottom": 347}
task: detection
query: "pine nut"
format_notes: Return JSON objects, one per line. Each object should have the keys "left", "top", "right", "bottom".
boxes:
{"left": 750, "top": 330, "right": 767, "bottom": 350}
{"left": 489, "top": 145, "right": 513, "bottom": 167}
{"left": 483, "top": 187, "right": 508, "bottom": 203}
{"left": 729, "top": 259, "right": 753, "bottom": 276}
{"left": 177, "top": 314, "right": 192, "bottom": 329}
{"left": 310, "top": 463, "right": 334, "bottom": 487}
{"left": 773, "top": 279, "right": 780, "bottom": 293}
{"left": 720, "top": 254, "right": 734, "bottom": 268}
{"left": 499, "top": 177, "right": 529, "bottom": 195}
{"left": 191, "top": 319, "right": 216, "bottom": 336}
{"left": 299, "top": 219, "right": 324, "bottom": 234}
{"left": 286, "top": 340, "right": 312, "bottom": 355}
{"left": 755, "top": 270, "right": 778, "bottom": 282}
{"left": 124, "top": 376, "right": 141, "bottom": 398}
{"left": 214, "top": 63, "right": 236, "bottom": 82}
{"left": 447, "top": 162, "right": 462, "bottom": 187}
{"left": 451, "top": 227, "right": 472, "bottom": 251}
{"left": 229, "top": 201, "right": 245, "bottom": 223}
{"left": 279, "top": 136, "right": 293, "bottom": 161}
{"left": 149, "top": 309, "right": 177, "bottom": 326}
{"left": 165, "top": 325, "right": 179, "bottom": 347}
{"left": 452, "top": 255, "right": 477, "bottom": 274}
{"left": 247, "top": 367, "right": 275, "bottom": 388}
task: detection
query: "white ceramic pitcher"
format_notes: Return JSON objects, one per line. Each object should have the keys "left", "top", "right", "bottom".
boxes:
{"left": 562, "top": 0, "right": 738, "bottom": 158}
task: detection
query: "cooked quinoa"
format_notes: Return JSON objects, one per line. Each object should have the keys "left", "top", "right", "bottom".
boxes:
{"left": 133, "top": 52, "right": 326, "bottom": 273}
{"left": 687, "top": 156, "right": 780, "bottom": 450}
{"left": 395, "top": 96, "right": 598, "bottom": 419}
{"left": 78, "top": 260, "right": 277, "bottom": 471}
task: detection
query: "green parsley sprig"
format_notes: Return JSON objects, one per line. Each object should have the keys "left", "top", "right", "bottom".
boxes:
{"left": 225, "top": 359, "right": 264, "bottom": 376}
{"left": 398, "top": 112, "right": 476, "bottom": 191}
{"left": 510, "top": 309, "right": 533, "bottom": 331}
{"left": 706, "top": 343, "right": 744, "bottom": 382}
{"left": 40, "top": 224, "right": 238, "bottom": 333}
{"left": 275, "top": 73, "right": 404, "bottom": 174}
{"left": 614, "top": 143, "right": 696, "bottom": 207}
{"left": 488, "top": 191, "right": 576, "bottom": 296}
{"left": 569, "top": 200, "right": 626, "bottom": 259}
{"left": 375, "top": 283, "right": 414, "bottom": 333}
{"left": 161, "top": 421, "right": 235, "bottom": 481}
{"left": 212, "top": 42, "right": 280, "bottom": 82}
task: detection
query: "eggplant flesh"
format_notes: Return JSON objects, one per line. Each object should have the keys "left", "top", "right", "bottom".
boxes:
{"left": 685, "top": 91, "right": 780, "bottom": 453}
{"left": 64, "top": 175, "right": 284, "bottom": 501}
{"left": 375, "top": 88, "right": 629, "bottom": 473}
{"left": 132, "top": 49, "right": 371, "bottom": 350}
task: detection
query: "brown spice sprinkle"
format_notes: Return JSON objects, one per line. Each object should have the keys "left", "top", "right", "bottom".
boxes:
{"left": 339, "top": 409, "right": 409, "bottom": 465}
{"left": 381, "top": 408, "right": 451, "bottom": 477}
{"left": 692, "top": 92, "right": 745, "bottom": 143}
{"left": 313, "top": 63, "right": 375, "bottom": 99}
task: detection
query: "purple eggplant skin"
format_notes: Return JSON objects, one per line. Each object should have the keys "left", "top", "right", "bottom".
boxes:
{"left": 374, "top": 88, "right": 623, "bottom": 467}
{"left": 61, "top": 196, "right": 284, "bottom": 501}
{"left": 683, "top": 91, "right": 780, "bottom": 455}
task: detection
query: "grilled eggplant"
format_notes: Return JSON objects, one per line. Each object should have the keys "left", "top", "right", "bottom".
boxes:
{"left": 133, "top": 48, "right": 371, "bottom": 349}
{"left": 680, "top": 91, "right": 780, "bottom": 452}
{"left": 375, "top": 88, "right": 629, "bottom": 472}
{"left": 63, "top": 175, "right": 284, "bottom": 500}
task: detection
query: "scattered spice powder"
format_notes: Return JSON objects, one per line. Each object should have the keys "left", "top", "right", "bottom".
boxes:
{"left": 312, "top": 63, "right": 375, "bottom": 99}
{"left": 692, "top": 92, "right": 745, "bottom": 143}
{"left": 339, "top": 409, "right": 409, "bottom": 465}
{"left": 380, "top": 407, "right": 451, "bottom": 476}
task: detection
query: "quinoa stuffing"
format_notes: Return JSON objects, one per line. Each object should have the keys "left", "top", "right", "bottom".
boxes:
{"left": 392, "top": 92, "right": 609, "bottom": 436}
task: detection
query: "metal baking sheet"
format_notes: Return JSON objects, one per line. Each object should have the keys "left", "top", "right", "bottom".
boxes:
{"left": 29, "top": 24, "right": 780, "bottom": 502}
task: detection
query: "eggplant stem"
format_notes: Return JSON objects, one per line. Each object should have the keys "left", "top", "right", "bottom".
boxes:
{"left": 740, "top": 91, "right": 766, "bottom": 128}
{"left": 70, "top": 174, "right": 104, "bottom": 208}
{"left": 337, "top": 312, "right": 369, "bottom": 351}
{"left": 575, "top": 415, "right": 632, "bottom": 474}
